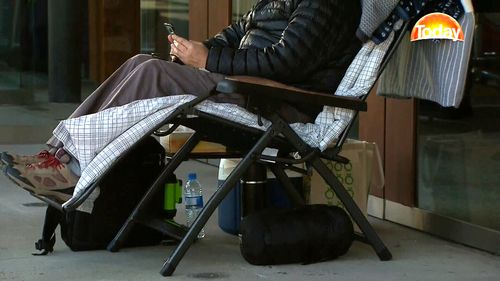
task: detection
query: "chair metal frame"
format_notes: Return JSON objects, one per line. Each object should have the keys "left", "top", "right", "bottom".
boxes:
{"left": 32, "top": 21, "right": 410, "bottom": 277}
{"left": 108, "top": 22, "right": 410, "bottom": 276}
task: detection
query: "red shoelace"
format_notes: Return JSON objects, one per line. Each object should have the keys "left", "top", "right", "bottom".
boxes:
{"left": 26, "top": 155, "right": 64, "bottom": 169}
{"left": 37, "top": 150, "right": 51, "bottom": 158}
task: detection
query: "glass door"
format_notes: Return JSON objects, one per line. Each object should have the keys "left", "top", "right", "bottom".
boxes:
{"left": 0, "top": 0, "right": 40, "bottom": 104}
{"left": 1, "top": 0, "right": 143, "bottom": 144}
{"left": 140, "top": 0, "right": 189, "bottom": 57}
{"left": 417, "top": 9, "right": 500, "bottom": 232}
{"left": 364, "top": 4, "right": 500, "bottom": 254}
{"left": 0, "top": 0, "right": 75, "bottom": 144}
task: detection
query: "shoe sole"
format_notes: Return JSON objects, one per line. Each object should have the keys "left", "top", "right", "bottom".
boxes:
{"left": 0, "top": 152, "right": 13, "bottom": 166}
{"left": 0, "top": 161, "right": 7, "bottom": 174}
{"left": 6, "top": 167, "right": 72, "bottom": 203}
{"left": 1, "top": 151, "right": 51, "bottom": 166}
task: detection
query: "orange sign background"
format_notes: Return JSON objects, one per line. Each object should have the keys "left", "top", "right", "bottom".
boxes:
{"left": 411, "top": 12, "right": 464, "bottom": 42}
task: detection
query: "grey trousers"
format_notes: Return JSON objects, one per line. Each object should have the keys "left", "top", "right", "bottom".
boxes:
{"left": 47, "top": 54, "right": 313, "bottom": 147}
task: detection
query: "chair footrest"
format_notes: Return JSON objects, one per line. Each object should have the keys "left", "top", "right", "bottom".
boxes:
{"left": 140, "top": 217, "right": 188, "bottom": 241}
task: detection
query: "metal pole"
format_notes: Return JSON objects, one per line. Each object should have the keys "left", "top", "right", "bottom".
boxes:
{"left": 48, "top": 0, "right": 82, "bottom": 102}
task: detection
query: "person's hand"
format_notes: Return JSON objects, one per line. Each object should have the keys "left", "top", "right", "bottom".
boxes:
{"left": 169, "top": 34, "right": 209, "bottom": 68}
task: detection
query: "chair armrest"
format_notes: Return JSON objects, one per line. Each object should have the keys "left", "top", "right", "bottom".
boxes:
{"left": 215, "top": 76, "right": 367, "bottom": 112}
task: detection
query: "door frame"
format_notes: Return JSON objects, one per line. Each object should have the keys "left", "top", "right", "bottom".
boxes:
{"left": 189, "top": 0, "right": 232, "bottom": 41}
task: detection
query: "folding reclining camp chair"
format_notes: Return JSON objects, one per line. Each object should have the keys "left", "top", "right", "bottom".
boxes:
{"left": 31, "top": 16, "right": 410, "bottom": 278}
{"left": 104, "top": 20, "right": 410, "bottom": 276}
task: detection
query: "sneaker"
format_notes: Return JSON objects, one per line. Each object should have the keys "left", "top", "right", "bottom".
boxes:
{"left": 54, "top": 147, "right": 71, "bottom": 164}
{"left": 6, "top": 157, "right": 78, "bottom": 203}
{"left": 0, "top": 160, "right": 6, "bottom": 174}
{"left": 1, "top": 150, "right": 52, "bottom": 166}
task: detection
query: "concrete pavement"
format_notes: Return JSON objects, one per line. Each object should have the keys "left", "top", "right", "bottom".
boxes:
{"left": 0, "top": 144, "right": 499, "bottom": 281}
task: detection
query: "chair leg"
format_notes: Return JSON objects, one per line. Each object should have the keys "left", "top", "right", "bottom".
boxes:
{"left": 107, "top": 132, "right": 201, "bottom": 252}
{"left": 265, "top": 115, "right": 391, "bottom": 260}
{"left": 310, "top": 157, "right": 392, "bottom": 261}
{"left": 160, "top": 126, "right": 277, "bottom": 276}
{"left": 268, "top": 164, "right": 305, "bottom": 207}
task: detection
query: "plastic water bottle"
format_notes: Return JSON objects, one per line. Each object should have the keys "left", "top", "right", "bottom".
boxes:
{"left": 184, "top": 172, "right": 205, "bottom": 238}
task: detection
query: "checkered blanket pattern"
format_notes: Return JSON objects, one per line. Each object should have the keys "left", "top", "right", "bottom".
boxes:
{"left": 55, "top": 95, "right": 196, "bottom": 210}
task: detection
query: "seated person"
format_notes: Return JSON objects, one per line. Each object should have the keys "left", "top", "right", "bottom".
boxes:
{"left": 1, "top": 0, "right": 361, "bottom": 197}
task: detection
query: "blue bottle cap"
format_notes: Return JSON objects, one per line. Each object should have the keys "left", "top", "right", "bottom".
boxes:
{"left": 188, "top": 173, "right": 197, "bottom": 180}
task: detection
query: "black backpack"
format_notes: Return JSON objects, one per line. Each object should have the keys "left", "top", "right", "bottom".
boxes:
{"left": 34, "top": 136, "right": 173, "bottom": 254}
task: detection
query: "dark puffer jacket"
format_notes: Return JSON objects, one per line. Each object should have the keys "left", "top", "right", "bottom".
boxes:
{"left": 204, "top": 0, "right": 362, "bottom": 93}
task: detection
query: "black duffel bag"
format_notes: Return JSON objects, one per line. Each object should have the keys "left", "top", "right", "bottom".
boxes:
{"left": 240, "top": 204, "right": 354, "bottom": 265}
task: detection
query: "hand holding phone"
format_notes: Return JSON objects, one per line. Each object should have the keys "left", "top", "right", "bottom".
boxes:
{"left": 163, "top": 23, "right": 181, "bottom": 63}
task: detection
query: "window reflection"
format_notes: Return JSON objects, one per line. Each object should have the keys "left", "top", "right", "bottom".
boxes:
{"left": 417, "top": 11, "right": 500, "bottom": 231}
{"left": 140, "top": 0, "right": 189, "bottom": 57}
{"left": 0, "top": 0, "right": 190, "bottom": 144}
{"left": 232, "top": 0, "right": 258, "bottom": 22}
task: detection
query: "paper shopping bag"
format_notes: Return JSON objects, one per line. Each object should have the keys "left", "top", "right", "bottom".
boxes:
{"left": 308, "top": 140, "right": 384, "bottom": 219}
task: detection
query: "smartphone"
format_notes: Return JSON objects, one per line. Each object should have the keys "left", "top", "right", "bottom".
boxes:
{"left": 163, "top": 23, "right": 183, "bottom": 64}
{"left": 163, "top": 23, "right": 175, "bottom": 35}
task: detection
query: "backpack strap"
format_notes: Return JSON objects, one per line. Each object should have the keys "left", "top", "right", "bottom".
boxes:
{"left": 33, "top": 206, "right": 62, "bottom": 256}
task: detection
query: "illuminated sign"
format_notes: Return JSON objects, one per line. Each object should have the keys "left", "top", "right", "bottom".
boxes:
{"left": 411, "top": 12, "right": 464, "bottom": 42}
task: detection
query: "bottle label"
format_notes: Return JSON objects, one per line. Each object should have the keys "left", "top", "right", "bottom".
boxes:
{"left": 185, "top": 196, "right": 203, "bottom": 207}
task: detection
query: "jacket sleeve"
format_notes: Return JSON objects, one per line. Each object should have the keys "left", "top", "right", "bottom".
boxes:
{"left": 203, "top": 17, "right": 247, "bottom": 49}
{"left": 205, "top": 0, "right": 342, "bottom": 83}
